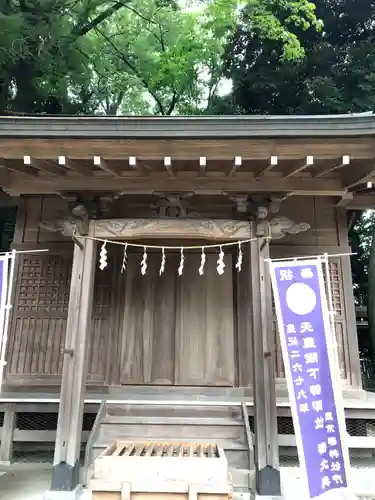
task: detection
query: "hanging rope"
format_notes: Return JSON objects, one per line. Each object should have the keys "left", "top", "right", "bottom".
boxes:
{"left": 85, "top": 232, "right": 271, "bottom": 277}
{"left": 84, "top": 234, "right": 268, "bottom": 250}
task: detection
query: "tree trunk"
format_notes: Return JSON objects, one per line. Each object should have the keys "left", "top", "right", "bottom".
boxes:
{"left": 0, "top": 69, "right": 11, "bottom": 113}
{"left": 12, "top": 58, "right": 41, "bottom": 113}
{"left": 367, "top": 223, "right": 375, "bottom": 357}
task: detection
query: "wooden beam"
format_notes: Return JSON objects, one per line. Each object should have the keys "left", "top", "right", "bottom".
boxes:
{"left": 91, "top": 218, "right": 253, "bottom": 240}
{"left": 228, "top": 156, "right": 242, "bottom": 177}
{"left": 51, "top": 234, "right": 95, "bottom": 492}
{"left": 24, "top": 156, "right": 67, "bottom": 176}
{"left": 283, "top": 155, "right": 313, "bottom": 178}
{"left": 342, "top": 161, "right": 375, "bottom": 188}
{"left": 345, "top": 193, "right": 375, "bottom": 210}
{"left": 129, "top": 156, "right": 151, "bottom": 176}
{"left": 336, "top": 208, "right": 363, "bottom": 389}
{"left": 199, "top": 157, "right": 206, "bottom": 176}
{"left": 0, "top": 158, "right": 38, "bottom": 176}
{"left": 256, "top": 156, "right": 278, "bottom": 177}
{"left": 314, "top": 155, "right": 350, "bottom": 177}
{"left": 250, "top": 226, "right": 280, "bottom": 496}
{"left": 164, "top": 156, "right": 174, "bottom": 176}
{"left": 13, "top": 430, "right": 90, "bottom": 443}
{"left": 94, "top": 156, "right": 121, "bottom": 176}
{"left": 0, "top": 404, "right": 16, "bottom": 465}
{"left": 58, "top": 156, "right": 92, "bottom": 176}
{"left": 335, "top": 193, "right": 354, "bottom": 207}
{"left": 0, "top": 137, "right": 373, "bottom": 159}
{"left": 4, "top": 172, "right": 347, "bottom": 196}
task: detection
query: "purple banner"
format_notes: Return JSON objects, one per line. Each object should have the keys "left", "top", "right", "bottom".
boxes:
{"left": 269, "top": 260, "right": 349, "bottom": 499}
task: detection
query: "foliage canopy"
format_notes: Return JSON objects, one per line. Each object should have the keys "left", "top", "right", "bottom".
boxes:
{"left": 0, "top": 0, "right": 320, "bottom": 115}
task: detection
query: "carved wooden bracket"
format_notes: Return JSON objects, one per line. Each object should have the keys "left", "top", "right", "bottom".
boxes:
{"left": 257, "top": 216, "right": 310, "bottom": 239}
{"left": 39, "top": 202, "right": 89, "bottom": 237}
{"left": 227, "top": 193, "right": 289, "bottom": 220}
{"left": 39, "top": 217, "right": 76, "bottom": 237}
{"left": 151, "top": 193, "right": 198, "bottom": 218}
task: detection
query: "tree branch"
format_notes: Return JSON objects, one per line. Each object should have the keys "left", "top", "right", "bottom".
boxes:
{"left": 166, "top": 89, "right": 177, "bottom": 115}
{"left": 96, "top": 27, "right": 166, "bottom": 114}
{"left": 116, "top": 4, "right": 166, "bottom": 49}
{"left": 71, "top": 1, "right": 128, "bottom": 39}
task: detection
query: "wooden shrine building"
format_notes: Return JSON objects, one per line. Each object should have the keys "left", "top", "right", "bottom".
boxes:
{"left": 0, "top": 114, "right": 375, "bottom": 497}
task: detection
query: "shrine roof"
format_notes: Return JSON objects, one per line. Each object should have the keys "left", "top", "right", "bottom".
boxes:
{"left": 0, "top": 113, "right": 375, "bottom": 207}
{"left": 0, "top": 112, "right": 375, "bottom": 138}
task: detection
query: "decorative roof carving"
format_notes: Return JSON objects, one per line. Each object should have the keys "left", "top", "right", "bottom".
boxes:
{"left": 39, "top": 217, "right": 76, "bottom": 237}
{"left": 151, "top": 193, "right": 198, "bottom": 218}
{"left": 257, "top": 216, "right": 310, "bottom": 239}
{"left": 93, "top": 218, "right": 252, "bottom": 240}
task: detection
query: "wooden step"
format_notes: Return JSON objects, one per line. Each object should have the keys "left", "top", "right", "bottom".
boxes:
{"left": 105, "top": 404, "right": 242, "bottom": 419}
{"left": 99, "top": 424, "right": 245, "bottom": 441}
{"left": 87, "top": 402, "right": 252, "bottom": 481}
{"left": 103, "top": 416, "right": 243, "bottom": 426}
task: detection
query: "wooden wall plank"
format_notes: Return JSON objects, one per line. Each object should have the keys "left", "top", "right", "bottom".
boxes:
{"left": 175, "top": 254, "right": 235, "bottom": 386}
{"left": 236, "top": 247, "right": 253, "bottom": 386}
{"left": 38, "top": 195, "right": 69, "bottom": 242}
{"left": 275, "top": 196, "right": 339, "bottom": 247}
{"left": 118, "top": 253, "right": 176, "bottom": 385}
{"left": 22, "top": 197, "right": 42, "bottom": 243}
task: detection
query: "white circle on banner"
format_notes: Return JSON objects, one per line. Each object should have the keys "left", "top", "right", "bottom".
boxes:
{"left": 285, "top": 283, "right": 317, "bottom": 315}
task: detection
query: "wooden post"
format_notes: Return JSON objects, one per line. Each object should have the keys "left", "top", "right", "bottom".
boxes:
{"left": 0, "top": 404, "right": 16, "bottom": 465}
{"left": 51, "top": 230, "right": 96, "bottom": 492}
{"left": 336, "top": 208, "right": 362, "bottom": 389}
{"left": 249, "top": 223, "right": 281, "bottom": 496}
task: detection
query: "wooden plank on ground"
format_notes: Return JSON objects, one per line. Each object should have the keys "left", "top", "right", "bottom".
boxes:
{"left": 93, "top": 494, "right": 229, "bottom": 500}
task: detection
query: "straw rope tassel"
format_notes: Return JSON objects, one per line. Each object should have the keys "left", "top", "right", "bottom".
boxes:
{"left": 121, "top": 243, "right": 128, "bottom": 273}
{"left": 159, "top": 247, "right": 166, "bottom": 276}
{"left": 217, "top": 246, "right": 225, "bottom": 275}
{"left": 178, "top": 248, "right": 185, "bottom": 276}
{"left": 236, "top": 242, "right": 243, "bottom": 272}
{"left": 199, "top": 247, "right": 206, "bottom": 275}
{"left": 99, "top": 240, "right": 108, "bottom": 270}
{"left": 141, "top": 247, "right": 148, "bottom": 275}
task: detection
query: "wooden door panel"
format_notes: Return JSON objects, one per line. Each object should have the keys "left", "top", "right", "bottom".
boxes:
{"left": 175, "top": 254, "right": 235, "bottom": 386}
{"left": 118, "top": 253, "right": 176, "bottom": 385}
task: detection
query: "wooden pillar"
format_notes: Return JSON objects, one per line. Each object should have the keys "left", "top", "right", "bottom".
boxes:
{"left": 0, "top": 404, "right": 16, "bottom": 465}
{"left": 250, "top": 223, "right": 281, "bottom": 496}
{"left": 336, "top": 208, "right": 362, "bottom": 389}
{"left": 51, "top": 232, "right": 95, "bottom": 492}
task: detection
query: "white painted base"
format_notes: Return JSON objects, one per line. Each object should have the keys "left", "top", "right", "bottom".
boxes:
{"left": 43, "top": 486, "right": 88, "bottom": 500}
{"left": 281, "top": 466, "right": 375, "bottom": 498}
{"left": 254, "top": 495, "right": 287, "bottom": 500}
{"left": 233, "top": 493, "right": 252, "bottom": 500}
{"left": 254, "top": 496, "right": 284, "bottom": 500}
{"left": 0, "top": 461, "right": 11, "bottom": 467}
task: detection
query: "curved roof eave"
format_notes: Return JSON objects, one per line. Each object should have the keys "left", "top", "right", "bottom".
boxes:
{"left": 0, "top": 113, "right": 375, "bottom": 138}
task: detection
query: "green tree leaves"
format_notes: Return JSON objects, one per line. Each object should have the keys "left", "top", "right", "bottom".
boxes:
{"left": 0, "top": 0, "right": 320, "bottom": 115}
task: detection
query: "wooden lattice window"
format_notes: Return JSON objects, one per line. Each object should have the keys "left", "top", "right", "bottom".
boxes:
{"left": 17, "top": 255, "right": 72, "bottom": 315}
{"left": 323, "top": 261, "right": 343, "bottom": 316}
